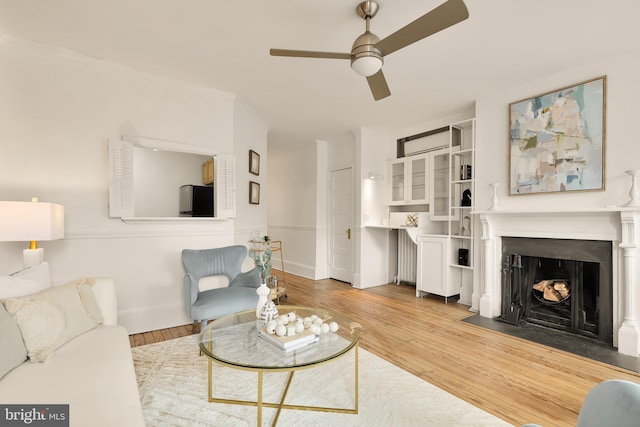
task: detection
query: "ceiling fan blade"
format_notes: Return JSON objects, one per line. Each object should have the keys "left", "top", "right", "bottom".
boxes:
{"left": 375, "top": 0, "right": 469, "bottom": 56}
{"left": 367, "top": 70, "right": 391, "bottom": 101}
{"left": 270, "top": 48, "right": 351, "bottom": 60}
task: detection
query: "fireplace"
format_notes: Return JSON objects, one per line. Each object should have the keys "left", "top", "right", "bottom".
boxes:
{"left": 477, "top": 209, "right": 640, "bottom": 356}
{"left": 500, "top": 237, "right": 613, "bottom": 345}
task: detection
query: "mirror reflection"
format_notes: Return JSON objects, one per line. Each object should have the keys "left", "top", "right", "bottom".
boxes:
{"left": 133, "top": 146, "right": 213, "bottom": 217}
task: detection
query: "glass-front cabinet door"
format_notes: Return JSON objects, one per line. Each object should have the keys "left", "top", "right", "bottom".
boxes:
{"left": 408, "top": 154, "right": 429, "bottom": 204}
{"left": 389, "top": 159, "right": 406, "bottom": 204}
{"left": 429, "top": 147, "right": 457, "bottom": 220}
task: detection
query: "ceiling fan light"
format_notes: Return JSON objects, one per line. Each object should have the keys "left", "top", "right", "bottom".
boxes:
{"left": 351, "top": 55, "right": 383, "bottom": 77}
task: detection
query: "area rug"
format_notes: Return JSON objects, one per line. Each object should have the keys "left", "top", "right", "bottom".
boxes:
{"left": 132, "top": 335, "right": 511, "bottom": 426}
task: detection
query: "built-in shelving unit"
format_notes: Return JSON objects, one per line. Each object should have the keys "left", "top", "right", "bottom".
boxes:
{"left": 386, "top": 120, "right": 475, "bottom": 303}
{"left": 448, "top": 119, "right": 475, "bottom": 275}
{"left": 414, "top": 119, "right": 476, "bottom": 302}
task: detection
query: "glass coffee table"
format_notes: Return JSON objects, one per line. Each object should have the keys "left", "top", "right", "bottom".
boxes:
{"left": 198, "top": 305, "right": 359, "bottom": 426}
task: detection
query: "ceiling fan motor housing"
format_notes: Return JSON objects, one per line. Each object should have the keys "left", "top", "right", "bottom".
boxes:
{"left": 351, "top": 31, "right": 383, "bottom": 76}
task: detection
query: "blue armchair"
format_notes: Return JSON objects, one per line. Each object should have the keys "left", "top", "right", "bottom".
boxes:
{"left": 182, "top": 245, "right": 261, "bottom": 331}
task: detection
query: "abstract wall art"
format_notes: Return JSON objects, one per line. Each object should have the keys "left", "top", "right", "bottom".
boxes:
{"left": 509, "top": 76, "right": 606, "bottom": 195}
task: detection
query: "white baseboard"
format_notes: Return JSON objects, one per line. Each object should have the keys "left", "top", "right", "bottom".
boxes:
{"left": 119, "top": 302, "right": 191, "bottom": 335}
{"left": 273, "top": 259, "right": 316, "bottom": 281}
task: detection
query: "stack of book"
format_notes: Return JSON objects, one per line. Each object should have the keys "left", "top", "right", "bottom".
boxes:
{"left": 258, "top": 327, "right": 319, "bottom": 352}
{"left": 460, "top": 164, "right": 472, "bottom": 180}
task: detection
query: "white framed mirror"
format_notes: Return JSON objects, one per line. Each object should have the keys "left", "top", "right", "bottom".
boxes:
{"left": 108, "top": 137, "right": 235, "bottom": 220}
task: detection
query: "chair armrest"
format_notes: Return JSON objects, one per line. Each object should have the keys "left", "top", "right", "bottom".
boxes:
{"left": 229, "top": 268, "right": 261, "bottom": 289}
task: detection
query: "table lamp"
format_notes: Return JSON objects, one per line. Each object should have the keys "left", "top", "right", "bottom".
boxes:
{"left": 0, "top": 198, "right": 65, "bottom": 268}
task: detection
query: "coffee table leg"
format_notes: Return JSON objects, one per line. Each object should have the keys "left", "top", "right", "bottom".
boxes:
{"left": 257, "top": 371, "right": 263, "bottom": 426}
{"left": 272, "top": 371, "right": 295, "bottom": 425}
{"left": 355, "top": 344, "right": 359, "bottom": 413}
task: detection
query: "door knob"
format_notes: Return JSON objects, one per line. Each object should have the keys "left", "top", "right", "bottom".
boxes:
{"left": 347, "top": 228, "right": 351, "bottom": 239}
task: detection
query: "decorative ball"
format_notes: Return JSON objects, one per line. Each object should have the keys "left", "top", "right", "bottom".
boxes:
{"left": 275, "top": 324, "right": 287, "bottom": 337}
{"left": 303, "top": 317, "right": 312, "bottom": 327}
{"left": 310, "top": 324, "right": 321, "bottom": 335}
{"left": 277, "top": 316, "right": 288, "bottom": 326}
{"left": 295, "top": 322, "right": 304, "bottom": 334}
{"left": 287, "top": 312, "right": 296, "bottom": 323}
{"left": 260, "top": 301, "right": 279, "bottom": 323}
{"left": 265, "top": 320, "right": 278, "bottom": 335}
{"left": 329, "top": 321, "right": 339, "bottom": 332}
{"left": 310, "top": 314, "right": 318, "bottom": 321}
{"left": 313, "top": 318, "right": 323, "bottom": 326}
{"left": 320, "top": 323, "right": 330, "bottom": 334}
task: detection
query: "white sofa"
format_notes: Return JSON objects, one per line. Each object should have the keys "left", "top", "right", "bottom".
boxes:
{"left": 0, "top": 276, "right": 145, "bottom": 427}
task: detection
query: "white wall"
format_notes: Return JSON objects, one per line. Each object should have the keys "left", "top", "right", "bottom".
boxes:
{"left": 267, "top": 138, "right": 318, "bottom": 278}
{"left": 0, "top": 36, "right": 268, "bottom": 333}
{"left": 233, "top": 98, "right": 269, "bottom": 246}
{"left": 354, "top": 127, "right": 393, "bottom": 288}
{"left": 315, "top": 141, "right": 329, "bottom": 279}
{"left": 475, "top": 48, "right": 640, "bottom": 212}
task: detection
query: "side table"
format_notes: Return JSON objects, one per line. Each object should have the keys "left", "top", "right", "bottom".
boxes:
{"left": 268, "top": 240, "right": 287, "bottom": 303}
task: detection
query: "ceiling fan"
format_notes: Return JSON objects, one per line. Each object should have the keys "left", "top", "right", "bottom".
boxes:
{"left": 270, "top": 0, "right": 469, "bottom": 101}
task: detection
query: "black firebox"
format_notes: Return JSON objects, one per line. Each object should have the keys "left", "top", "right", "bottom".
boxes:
{"left": 501, "top": 237, "right": 613, "bottom": 346}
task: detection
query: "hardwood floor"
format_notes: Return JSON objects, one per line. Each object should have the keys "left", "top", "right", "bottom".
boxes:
{"left": 129, "top": 271, "right": 640, "bottom": 426}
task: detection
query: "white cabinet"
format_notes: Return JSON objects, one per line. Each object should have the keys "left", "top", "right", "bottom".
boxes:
{"left": 387, "top": 153, "right": 429, "bottom": 205}
{"left": 416, "top": 235, "right": 460, "bottom": 301}
{"left": 389, "top": 159, "right": 406, "bottom": 204}
{"left": 413, "top": 119, "right": 476, "bottom": 304}
{"left": 428, "top": 146, "right": 459, "bottom": 221}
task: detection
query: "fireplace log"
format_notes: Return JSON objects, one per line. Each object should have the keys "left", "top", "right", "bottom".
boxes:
{"left": 553, "top": 281, "right": 570, "bottom": 299}
{"left": 543, "top": 286, "right": 563, "bottom": 302}
{"left": 533, "top": 280, "right": 553, "bottom": 292}
{"left": 533, "top": 280, "right": 570, "bottom": 302}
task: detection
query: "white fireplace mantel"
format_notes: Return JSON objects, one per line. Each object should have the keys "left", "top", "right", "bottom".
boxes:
{"left": 473, "top": 207, "right": 640, "bottom": 357}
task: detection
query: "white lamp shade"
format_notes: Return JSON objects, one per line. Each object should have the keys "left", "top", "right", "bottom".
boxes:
{"left": 351, "top": 56, "right": 383, "bottom": 77}
{"left": 0, "top": 201, "right": 65, "bottom": 242}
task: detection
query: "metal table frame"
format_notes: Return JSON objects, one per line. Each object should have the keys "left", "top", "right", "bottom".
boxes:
{"left": 199, "top": 306, "right": 359, "bottom": 426}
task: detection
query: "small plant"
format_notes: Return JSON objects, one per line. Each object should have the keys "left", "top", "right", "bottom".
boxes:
{"left": 249, "top": 238, "right": 271, "bottom": 282}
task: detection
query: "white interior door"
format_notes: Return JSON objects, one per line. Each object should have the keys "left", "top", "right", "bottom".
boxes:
{"left": 329, "top": 167, "right": 353, "bottom": 283}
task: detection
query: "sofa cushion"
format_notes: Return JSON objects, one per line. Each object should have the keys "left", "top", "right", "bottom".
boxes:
{"left": 0, "top": 303, "right": 27, "bottom": 379}
{"left": 0, "top": 325, "right": 145, "bottom": 427}
{"left": 2, "top": 278, "right": 103, "bottom": 362}
{"left": 0, "top": 262, "right": 53, "bottom": 299}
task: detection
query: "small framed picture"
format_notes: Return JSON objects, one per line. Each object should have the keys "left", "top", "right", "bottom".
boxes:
{"left": 249, "top": 150, "right": 260, "bottom": 175}
{"left": 249, "top": 181, "right": 260, "bottom": 204}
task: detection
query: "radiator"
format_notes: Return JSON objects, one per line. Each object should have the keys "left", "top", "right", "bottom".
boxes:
{"left": 397, "top": 230, "right": 417, "bottom": 284}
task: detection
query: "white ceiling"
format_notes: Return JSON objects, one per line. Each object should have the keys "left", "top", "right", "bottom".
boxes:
{"left": 1, "top": 0, "right": 639, "bottom": 144}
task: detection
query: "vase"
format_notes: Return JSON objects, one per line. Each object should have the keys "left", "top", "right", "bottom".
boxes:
{"left": 256, "top": 282, "right": 270, "bottom": 319}
{"left": 625, "top": 170, "right": 640, "bottom": 207}
{"left": 260, "top": 300, "right": 279, "bottom": 323}
{"left": 489, "top": 183, "right": 501, "bottom": 210}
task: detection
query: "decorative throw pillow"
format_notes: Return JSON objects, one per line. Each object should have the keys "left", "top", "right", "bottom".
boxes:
{"left": 0, "top": 303, "right": 27, "bottom": 379}
{"left": 0, "top": 262, "right": 53, "bottom": 299}
{"left": 2, "top": 278, "right": 104, "bottom": 363}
